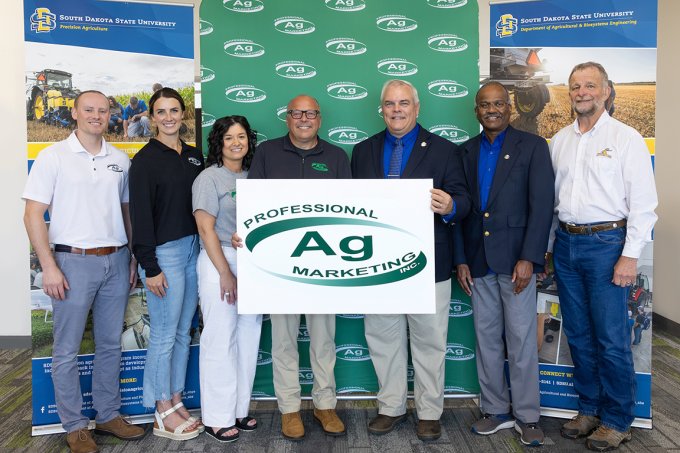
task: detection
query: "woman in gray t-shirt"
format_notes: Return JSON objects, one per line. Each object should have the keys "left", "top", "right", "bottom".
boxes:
{"left": 192, "top": 116, "right": 262, "bottom": 443}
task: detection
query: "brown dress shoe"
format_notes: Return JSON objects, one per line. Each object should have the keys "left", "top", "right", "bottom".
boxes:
{"left": 281, "top": 411, "right": 305, "bottom": 440}
{"left": 66, "top": 429, "right": 99, "bottom": 453}
{"left": 417, "top": 419, "right": 441, "bottom": 441}
{"left": 313, "top": 408, "right": 346, "bottom": 436}
{"left": 94, "top": 415, "right": 146, "bottom": 440}
{"left": 368, "top": 413, "right": 407, "bottom": 435}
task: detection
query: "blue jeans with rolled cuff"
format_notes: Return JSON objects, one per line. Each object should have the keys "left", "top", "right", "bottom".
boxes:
{"left": 140, "top": 234, "right": 199, "bottom": 408}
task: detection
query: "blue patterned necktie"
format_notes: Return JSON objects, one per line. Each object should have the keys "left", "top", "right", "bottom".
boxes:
{"left": 387, "top": 138, "right": 403, "bottom": 179}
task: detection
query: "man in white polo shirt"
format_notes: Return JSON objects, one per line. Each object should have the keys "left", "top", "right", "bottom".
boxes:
{"left": 23, "top": 91, "right": 145, "bottom": 453}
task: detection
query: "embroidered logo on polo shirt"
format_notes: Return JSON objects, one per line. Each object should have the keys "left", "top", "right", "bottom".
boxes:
{"left": 107, "top": 164, "right": 123, "bottom": 172}
{"left": 596, "top": 148, "right": 613, "bottom": 158}
{"left": 311, "top": 163, "right": 329, "bottom": 172}
{"left": 188, "top": 157, "right": 202, "bottom": 166}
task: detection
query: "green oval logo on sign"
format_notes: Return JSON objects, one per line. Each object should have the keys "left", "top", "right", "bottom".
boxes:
{"left": 429, "top": 124, "right": 470, "bottom": 144}
{"left": 274, "top": 16, "right": 316, "bottom": 34}
{"left": 327, "top": 82, "right": 368, "bottom": 100}
{"left": 224, "top": 39, "right": 265, "bottom": 58}
{"left": 223, "top": 0, "right": 264, "bottom": 13}
{"left": 445, "top": 343, "right": 475, "bottom": 361}
{"left": 449, "top": 300, "right": 473, "bottom": 317}
{"left": 200, "top": 66, "right": 215, "bottom": 83}
{"left": 427, "top": 34, "right": 469, "bottom": 52}
{"left": 276, "top": 106, "right": 288, "bottom": 122}
{"left": 275, "top": 61, "right": 317, "bottom": 79}
{"left": 376, "top": 15, "right": 418, "bottom": 32}
{"left": 328, "top": 127, "right": 369, "bottom": 145}
{"left": 336, "top": 344, "right": 372, "bottom": 361}
{"left": 225, "top": 84, "right": 267, "bottom": 103}
{"left": 299, "top": 367, "right": 314, "bottom": 385}
{"left": 325, "top": 0, "right": 366, "bottom": 11}
{"left": 199, "top": 20, "right": 213, "bottom": 35}
{"left": 244, "top": 215, "right": 427, "bottom": 287}
{"left": 426, "top": 0, "right": 468, "bottom": 8}
{"left": 377, "top": 58, "right": 418, "bottom": 76}
{"left": 201, "top": 112, "right": 216, "bottom": 128}
{"left": 428, "top": 80, "right": 469, "bottom": 98}
{"left": 257, "top": 349, "right": 272, "bottom": 365}
{"left": 325, "top": 38, "right": 367, "bottom": 56}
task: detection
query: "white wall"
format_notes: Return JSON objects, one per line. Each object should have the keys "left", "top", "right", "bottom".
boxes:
{"left": 653, "top": 0, "right": 680, "bottom": 324}
{"left": 1, "top": 0, "right": 678, "bottom": 342}
{"left": 0, "top": 1, "right": 30, "bottom": 340}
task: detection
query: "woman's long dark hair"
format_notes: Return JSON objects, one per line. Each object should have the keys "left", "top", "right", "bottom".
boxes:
{"left": 206, "top": 115, "right": 257, "bottom": 170}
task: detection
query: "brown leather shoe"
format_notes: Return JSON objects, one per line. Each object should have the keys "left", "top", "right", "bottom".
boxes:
{"left": 94, "top": 415, "right": 146, "bottom": 440}
{"left": 281, "top": 411, "right": 305, "bottom": 440}
{"left": 313, "top": 408, "right": 346, "bottom": 436}
{"left": 368, "top": 413, "right": 407, "bottom": 435}
{"left": 417, "top": 419, "right": 441, "bottom": 441}
{"left": 66, "top": 429, "right": 99, "bottom": 453}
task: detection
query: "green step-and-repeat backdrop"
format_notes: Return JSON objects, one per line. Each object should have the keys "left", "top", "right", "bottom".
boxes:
{"left": 199, "top": 0, "right": 480, "bottom": 397}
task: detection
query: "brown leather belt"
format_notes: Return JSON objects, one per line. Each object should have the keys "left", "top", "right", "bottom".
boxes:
{"left": 559, "top": 220, "right": 627, "bottom": 235}
{"left": 54, "top": 244, "right": 124, "bottom": 256}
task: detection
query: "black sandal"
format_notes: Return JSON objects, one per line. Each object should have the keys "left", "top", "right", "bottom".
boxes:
{"left": 235, "top": 416, "right": 258, "bottom": 432}
{"left": 205, "top": 426, "right": 239, "bottom": 443}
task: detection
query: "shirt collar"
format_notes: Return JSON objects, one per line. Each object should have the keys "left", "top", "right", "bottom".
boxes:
{"left": 571, "top": 110, "right": 611, "bottom": 136}
{"left": 67, "top": 131, "right": 109, "bottom": 157}
{"left": 481, "top": 128, "right": 507, "bottom": 147}
{"left": 385, "top": 124, "right": 420, "bottom": 146}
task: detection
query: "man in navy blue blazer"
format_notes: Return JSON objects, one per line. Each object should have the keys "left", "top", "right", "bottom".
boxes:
{"left": 454, "top": 82, "right": 554, "bottom": 446}
{"left": 352, "top": 79, "right": 470, "bottom": 441}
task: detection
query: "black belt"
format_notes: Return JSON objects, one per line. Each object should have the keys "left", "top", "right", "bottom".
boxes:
{"left": 54, "top": 244, "right": 125, "bottom": 256}
{"left": 559, "top": 220, "right": 626, "bottom": 235}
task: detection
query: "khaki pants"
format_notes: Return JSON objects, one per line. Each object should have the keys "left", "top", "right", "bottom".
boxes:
{"left": 271, "top": 314, "right": 337, "bottom": 413}
{"left": 364, "top": 279, "right": 451, "bottom": 420}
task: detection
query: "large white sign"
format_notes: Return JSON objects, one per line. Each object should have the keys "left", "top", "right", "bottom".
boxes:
{"left": 236, "top": 179, "right": 436, "bottom": 314}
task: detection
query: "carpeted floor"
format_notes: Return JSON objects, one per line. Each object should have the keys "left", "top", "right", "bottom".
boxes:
{"left": 2, "top": 329, "right": 680, "bottom": 452}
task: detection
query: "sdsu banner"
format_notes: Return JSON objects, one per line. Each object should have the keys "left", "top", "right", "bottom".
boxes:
{"left": 490, "top": 0, "right": 657, "bottom": 428}
{"left": 237, "top": 180, "right": 436, "bottom": 314}
{"left": 25, "top": 0, "right": 195, "bottom": 435}
{"left": 201, "top": 0, "right": 480, "bottom": 397}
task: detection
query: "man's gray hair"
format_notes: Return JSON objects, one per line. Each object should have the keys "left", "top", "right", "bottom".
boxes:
{"left": 568, "top": 61, "right": 609, "bottom": 86}
{"left": 380, "top": 79, "right": 419, "bottom": 104}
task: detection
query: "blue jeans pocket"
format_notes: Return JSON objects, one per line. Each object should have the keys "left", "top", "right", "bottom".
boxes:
{"left": 594, "top": 230, "right": 625, "bottom": 245}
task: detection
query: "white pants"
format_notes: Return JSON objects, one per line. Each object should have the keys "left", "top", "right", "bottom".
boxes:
{"left": 197, "top": 247, "right": 262, "bottom": 427}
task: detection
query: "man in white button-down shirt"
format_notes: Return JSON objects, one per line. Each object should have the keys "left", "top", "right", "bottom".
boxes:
{"left": 547, "top": 62, "right": 657, "bottom": 452}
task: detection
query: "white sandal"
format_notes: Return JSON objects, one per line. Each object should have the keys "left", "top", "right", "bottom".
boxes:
{"left": 153, "top": 402, "right": 200, "bottom": 441}
{"left": 174, "top": 401, "right": 205, "bottom": 433}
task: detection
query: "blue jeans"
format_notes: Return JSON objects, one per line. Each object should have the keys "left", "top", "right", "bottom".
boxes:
{"left": 553, "top": 227, "right": 635, "bottom": 432}
{"left": 52, "top": 247, "right": 130, "bottom": 432}
{"left": 633, "top": 326, "right": 642, "bottom": 345}
{"left": 140, "top": 235, "right": 199, "bottom": 408}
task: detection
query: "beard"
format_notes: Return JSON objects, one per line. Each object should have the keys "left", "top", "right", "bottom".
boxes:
{"left": 572, "top": 97, "right": 605, "bottom": 117}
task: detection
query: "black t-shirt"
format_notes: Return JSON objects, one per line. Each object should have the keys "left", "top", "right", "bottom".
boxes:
{"left": 130, "top": 138, "right": 204, "bottom": 277}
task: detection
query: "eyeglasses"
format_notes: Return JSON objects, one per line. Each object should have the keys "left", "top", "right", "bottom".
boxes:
{"left": 476, "top": 100, "right": 509, "bottom": 110}
{"left": 287, "top": 109, "right": 320, "bottom": 119}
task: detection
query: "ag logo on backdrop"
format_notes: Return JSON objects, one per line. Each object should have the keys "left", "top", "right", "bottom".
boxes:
{"left": 236, "top": 180, "right": 436, "bottom": 314}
